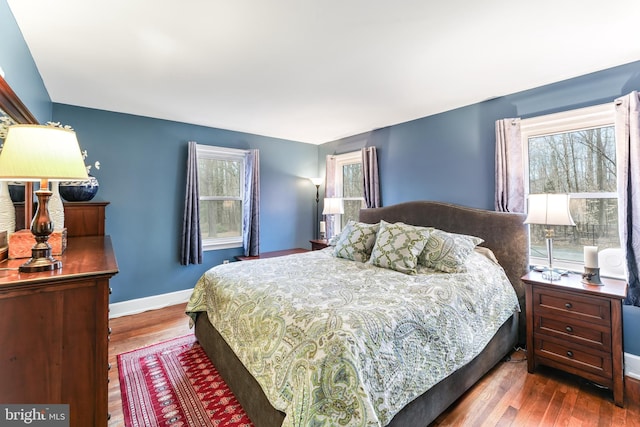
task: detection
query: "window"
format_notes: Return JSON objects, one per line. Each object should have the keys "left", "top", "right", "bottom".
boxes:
{"left": 333, "top": 151, "right": 365, "bottom": 228}
{"left": 522, "top": 103, "right": 618, "bottom": 269}
{"left": 196, "top": 144, "right": 247, "bottom": 250}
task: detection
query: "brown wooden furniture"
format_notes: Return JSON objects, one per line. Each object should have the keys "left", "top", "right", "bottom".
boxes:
{"left": 0, "top": 236, "right": 118, "bottom": 426}
{"left": 15, "top": 201, "right": 109, "bottom": 236}
{"left": 235, "top": 248, "right": 308, "bottom": 261}
{"left": 523, "top": 271, "right": 627, "bottom": 407}
{"left": 309, "top": 239, "right": 329, "bottom": 250}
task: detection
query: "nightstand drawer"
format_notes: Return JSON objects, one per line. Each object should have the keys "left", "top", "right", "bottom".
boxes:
{"left": 533, "top": 288, "right": 611, "bottom": 325}
{"left": 536, "top": 315, "right": 611, "bottom": 352}
{"left": 536, "top": 336, "right": 612, "bottom": 380}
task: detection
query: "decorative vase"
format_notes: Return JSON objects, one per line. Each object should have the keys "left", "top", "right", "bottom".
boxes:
{"left": 8, "top": 181, "right": 25, "bottom": 203}
{"left": 0, "top": 181, "right": 16, "bottom": 236}
{"left": 49, "top": 181, "right": 65, "bottom": 232}
{"left": 59, "top": 175, "right": 99, "bottom": 202}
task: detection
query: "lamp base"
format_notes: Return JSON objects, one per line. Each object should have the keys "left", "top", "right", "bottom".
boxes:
{"left": 19, "top": 243, "right": 62, "bottom": 272}
{"left": 19, "top": 187, "right": 63, "bottom": 273}
{"left": 541, "top": 268, "right": 561, "bottom": 281}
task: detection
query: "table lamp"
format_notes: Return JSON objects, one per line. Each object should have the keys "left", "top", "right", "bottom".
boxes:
{"left": 322, "top": 197, "right": 344, "bottom": 240}
{"left": 524, "top": 193, "right": 575, "bottom": 280}
{"left": 0, "top": 125, "right": 88, "bottom": 272}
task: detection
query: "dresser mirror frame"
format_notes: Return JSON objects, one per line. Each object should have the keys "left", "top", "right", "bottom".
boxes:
{"left": 0, "top": 74, "right": 38, "bottom": 229}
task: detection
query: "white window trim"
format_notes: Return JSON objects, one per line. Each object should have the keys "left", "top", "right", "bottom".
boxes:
{"left": 196, "top": 144, "right": 248, "bottom": 251}
{"left": 521, "top": 103, "right": 617, "bottom": 272}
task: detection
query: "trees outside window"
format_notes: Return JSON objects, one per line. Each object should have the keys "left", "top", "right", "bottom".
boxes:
{"left": 522, "top": 104, "right": 618, "bottom": 266}
{"left": 334, "top": 151, "right": 365, "bottom": 228}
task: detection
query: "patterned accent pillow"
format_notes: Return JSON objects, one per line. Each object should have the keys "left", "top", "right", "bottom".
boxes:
{"left": 368, "top": 221, "right": 430, "bottom": 274}
{"left": 419, "top": 229, "right": 484, "bottom": 273}
{"left": 333, "top": 221, "right": 380, "bottom": 262}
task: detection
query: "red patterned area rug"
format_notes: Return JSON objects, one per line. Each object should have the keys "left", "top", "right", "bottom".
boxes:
{"left": 118, "top": 334, "right": 254, "bottom": 427}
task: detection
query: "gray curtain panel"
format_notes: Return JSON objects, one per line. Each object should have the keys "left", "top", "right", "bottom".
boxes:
{"left": 362, "top": 146, "right": 381, "bottom": 208}
{"left": 243, "top": 149, "right": 260, "bottom": 257}
{"left": 615, "top": 92, "right": 640, "bottom": 306}
{"left": 180, "top": 141, "right": 202, "bottom": 265}
{"left": 495, "top": 118, "right": 524, "bottom": 213}
{"left": 324, "top": 155, "right": 338, "bottom": 239}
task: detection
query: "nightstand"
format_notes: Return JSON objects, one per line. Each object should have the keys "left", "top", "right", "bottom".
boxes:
{"left": 523, "top": 271, "right": 627, "bottom": 406}
{"left": 310, "top": 239, "right": 329, "bottom": 251}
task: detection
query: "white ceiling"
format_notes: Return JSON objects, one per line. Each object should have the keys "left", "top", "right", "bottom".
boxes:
{"left": 7, "top": 0, "right": 640, "bottom": 144}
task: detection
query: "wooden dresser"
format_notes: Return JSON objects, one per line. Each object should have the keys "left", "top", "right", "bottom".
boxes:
{"left": 0, "top": 236, "right": 118, "bottom": 426}
{"left": 1, "top": 200, "right": 116, "bottom": 426}
{"left": 523, "top": 271, "right": 627, "bottom": 406}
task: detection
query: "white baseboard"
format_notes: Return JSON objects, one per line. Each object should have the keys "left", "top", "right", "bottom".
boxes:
{"left": 109, "top": 288, "right": 194, "bottom": 319}
{"left": 625, "top": 352, "right": 640, "bottom": 380}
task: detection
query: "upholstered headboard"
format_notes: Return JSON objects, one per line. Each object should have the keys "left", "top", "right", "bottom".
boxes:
{"left": 359, "top": 200, "right": 529, "bottom": 342}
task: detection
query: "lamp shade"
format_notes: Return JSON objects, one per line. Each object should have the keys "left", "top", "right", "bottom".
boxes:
{"left": 524, "top": 193, "right": 576, "bottom": 226}
{"left": 0, "top": 125, "right": 88, "bottom": 181}
{"left": 322, "top": 197, "right": 344, "bottom": 215}
{"left": 309, "top": 177, "right": 323, "bottom": 186}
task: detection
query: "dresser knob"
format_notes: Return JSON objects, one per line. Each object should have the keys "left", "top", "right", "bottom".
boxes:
{"left": 565, "top": 302, "right": 573, "bottom": 309}
{"left": 567, "top": 350, "right": 574, "bottom": 358}
{"left": 565, "top": 326, "right": 573, "bottom": 333}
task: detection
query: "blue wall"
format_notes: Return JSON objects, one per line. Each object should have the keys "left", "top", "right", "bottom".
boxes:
{"left": 52, "top": 104, "right": 319, "bottom": 303}
{"left": 0, "top": 0, "right": 50, "bottom": 122}
{"left": 322, "top": 60, "right": 640, "bottom": 210}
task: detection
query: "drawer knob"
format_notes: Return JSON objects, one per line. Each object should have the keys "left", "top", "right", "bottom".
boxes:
{"left": 565, "top": 302, "right": 573, "bottom": 309}
{"left": 565, "top": 326, "right": 573, "bottom": 333}
{"left": 567, "top": 350, "right": 574, "bottom": 358}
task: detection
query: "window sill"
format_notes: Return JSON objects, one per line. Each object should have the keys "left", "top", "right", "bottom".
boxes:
{"left": 203, "top": 241, "right": 243, "bottom": 251}
{"left": 528, "top": 256, "right": 626, "bottom": 280}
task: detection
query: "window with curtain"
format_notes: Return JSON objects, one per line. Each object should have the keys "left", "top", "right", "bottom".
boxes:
{"left": 522, "top": 103, "right": 619, "bottom": 269}
{"left": 196, "top": 144, "right": 247, "bottom": 250}
{"left": 333, "top": 151, "right": 365, "bottom": 228}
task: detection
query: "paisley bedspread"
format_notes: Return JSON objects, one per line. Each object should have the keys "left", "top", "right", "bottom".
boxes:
{"left": 186, "top": 248, "right": 519, "bottom": 427}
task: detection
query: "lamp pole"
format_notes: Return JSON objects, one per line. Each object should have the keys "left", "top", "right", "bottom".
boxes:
{"left": 314, "top": 183, "right": 320, "bottom": 239}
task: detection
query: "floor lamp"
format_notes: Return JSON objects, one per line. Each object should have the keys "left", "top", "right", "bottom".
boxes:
{"left": 309, "top": 177, "right": 323, "bottom": 239}
{"left": 524, "top": 193, "right": 575, "bottom": 281}
{"left": 0, "top": 125, "right": 88, "bottom": 272}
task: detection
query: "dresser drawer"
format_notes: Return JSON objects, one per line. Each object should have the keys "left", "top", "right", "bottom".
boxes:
{"left": 536, "top": 336, "right": 612, "bottom": 382}
{"left": 533, "top": 287, "right": 611, "bottom": 325}
{"left": 535, "top": 315, "right": 611, "bottom": 352}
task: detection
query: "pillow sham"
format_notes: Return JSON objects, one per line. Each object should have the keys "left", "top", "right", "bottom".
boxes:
{"left": 419, "top": 229, "right": 483, "bottom": 273}
{"left": 368, "top": 221, "right": 430, "bottom": 274}
{"left": 333, "top": 220, "right": 380, "bottom": 262}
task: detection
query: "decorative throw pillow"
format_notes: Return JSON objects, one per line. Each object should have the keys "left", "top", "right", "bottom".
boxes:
{"left": 419, "top": 229, "right": 483, "bottom": 273}
{"left": 368, "top": 221, "right": 430, "bottom": 274}
{"left": 333, "top": 220, "right": 380, "bottom": 262}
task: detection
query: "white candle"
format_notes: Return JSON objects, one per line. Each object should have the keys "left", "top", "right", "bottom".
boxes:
{"left": 319, "top": 221, "right": 326, "bottom": 234}
{"left": 584, "top": 246, "right": 599, "bottom": 268}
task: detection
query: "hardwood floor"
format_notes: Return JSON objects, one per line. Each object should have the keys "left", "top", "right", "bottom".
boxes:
{"left": 108, "top": 304, "right": 640, "bottom": 426}
{"left": 108, "top": 303, "right": 192, "bottom": 427}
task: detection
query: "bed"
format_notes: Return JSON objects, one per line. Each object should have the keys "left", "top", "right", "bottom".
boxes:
{"left": 186, "top": 200, "right": 528, "bottom": 427}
